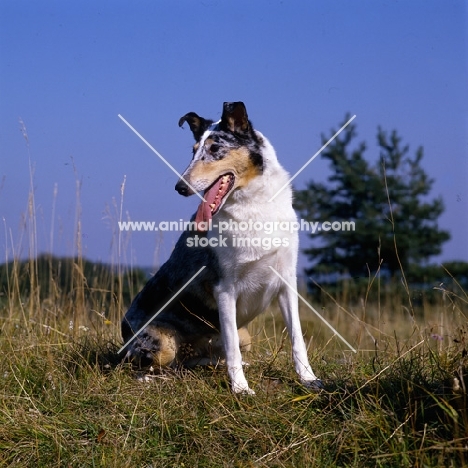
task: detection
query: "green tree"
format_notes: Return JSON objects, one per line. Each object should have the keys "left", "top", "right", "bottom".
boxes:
{"left": 294, "top": 116, "right": 450, "bottom": 281}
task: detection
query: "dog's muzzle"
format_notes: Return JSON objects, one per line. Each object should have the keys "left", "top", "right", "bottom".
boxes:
{"left": 175, "top": 179, "right": 191, "bottom": 196}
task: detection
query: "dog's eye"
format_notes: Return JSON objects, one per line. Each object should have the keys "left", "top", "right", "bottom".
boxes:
{"left": 210, "top": 144, "right": 219, "bottom": 154}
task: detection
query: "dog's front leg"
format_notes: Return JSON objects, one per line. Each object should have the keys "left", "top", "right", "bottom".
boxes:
{"left": 216, "top": 288, "right": 255, "bottom": 395}
{"left": 278, "top": 277, "right": 323, "bottom": 391}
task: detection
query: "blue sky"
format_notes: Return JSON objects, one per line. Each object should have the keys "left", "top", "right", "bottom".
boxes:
{"left": 0, "top": 0, "right": 467, "bottom": 272}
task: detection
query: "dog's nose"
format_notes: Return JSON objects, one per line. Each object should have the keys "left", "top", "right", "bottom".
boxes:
{"left": 175, "top": 179, "right": 190, "bottom": 196}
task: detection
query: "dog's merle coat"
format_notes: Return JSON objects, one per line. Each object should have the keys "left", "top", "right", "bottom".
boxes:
{"left": 179, "top": 103, "right": 263, "bottom": 169}
{"left": 122, "top": 102, "right": 323, "bottom": 393}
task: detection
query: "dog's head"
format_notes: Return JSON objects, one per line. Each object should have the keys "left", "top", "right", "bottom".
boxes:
{"left": 175, "top": 102, "right": 264, "bottom": 226}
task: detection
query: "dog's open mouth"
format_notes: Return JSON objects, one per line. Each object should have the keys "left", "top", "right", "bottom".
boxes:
{"left": 195, "top": 173, "right": 235, "bottom": 231}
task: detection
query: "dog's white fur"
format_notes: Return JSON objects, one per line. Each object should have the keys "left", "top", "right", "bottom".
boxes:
{"left": 183, "top": 132, "right": 318, "bottom": 394}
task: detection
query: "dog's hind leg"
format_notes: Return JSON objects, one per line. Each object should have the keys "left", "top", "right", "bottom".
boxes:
{"left": 238, "top": 327, "right": 251, "bottom": 353}
{"left": 124, "top": 325, "right": 179, "bottom": 369}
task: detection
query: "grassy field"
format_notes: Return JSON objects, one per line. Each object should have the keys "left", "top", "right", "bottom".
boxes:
{"left": 0, "top": 255, "right": 468, "bottom": 467}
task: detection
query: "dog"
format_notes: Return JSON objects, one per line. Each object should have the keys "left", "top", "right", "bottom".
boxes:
{"left": 121, "top": 102, "right": 323, "bottom": 394}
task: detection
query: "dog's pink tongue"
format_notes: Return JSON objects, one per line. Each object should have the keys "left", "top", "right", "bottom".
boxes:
{"left": 194, "top": 200, "right": 211, "bottom": 230}
{"left": 195, "top": 178, "right": 224, "bottom": 231}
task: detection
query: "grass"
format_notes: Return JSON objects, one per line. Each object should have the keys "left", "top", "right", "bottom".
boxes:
{"left": 0, "top": 263, "right": 467, "bottom": 467}
{"left": 1, "top": 127, "right": 468, "bottom": 466}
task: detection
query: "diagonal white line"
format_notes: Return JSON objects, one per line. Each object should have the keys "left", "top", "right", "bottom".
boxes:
{"left": 118, "top": 266, "right": 207, "bottom": 354}
{"left": 268, "top": 266, "right": 357, "bottom": 353}
{"left": 269, "top": 114, "right": 357, "bottom": 202}
{"left": 118, "top": 114, "right": 206, "bottom": 202}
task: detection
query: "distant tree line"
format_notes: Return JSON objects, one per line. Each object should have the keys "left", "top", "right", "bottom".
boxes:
{"left": 294, "top": 116, "right": 467, "bottom": 303}
{"left": 0, "top": 254, "right": 148, "bottom": 311}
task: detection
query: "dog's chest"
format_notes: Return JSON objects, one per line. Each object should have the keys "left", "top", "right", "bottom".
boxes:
{"left": 213, "top": 241, "right": 295, "bottom": 324}
{"left": 209, "top": 198, "right": 297, "bottom": 262}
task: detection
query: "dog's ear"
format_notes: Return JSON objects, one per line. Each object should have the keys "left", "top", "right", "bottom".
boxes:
{"left": 178, "top": 112, "right": 213, "bottom": 141}
{"left": 220, "top": 102, "right": 251, "bottom": 135}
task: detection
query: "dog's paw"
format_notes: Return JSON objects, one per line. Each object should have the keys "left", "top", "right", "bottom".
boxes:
{"left": 303, "top": 379, "right": 325, "bottom": 392}
{"left": 232, "top": 382, "right": 256, "bottom": 395}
